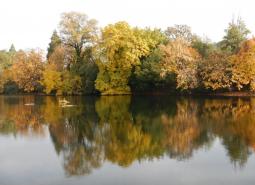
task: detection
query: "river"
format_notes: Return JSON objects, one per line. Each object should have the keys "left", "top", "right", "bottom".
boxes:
{"left": 0, "top": 95, "right": 255, "bottom": 185}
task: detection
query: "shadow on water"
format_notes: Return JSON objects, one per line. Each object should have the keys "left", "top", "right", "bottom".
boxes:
{"left": 0, "top": 95, "right": 255, "bottom": 175}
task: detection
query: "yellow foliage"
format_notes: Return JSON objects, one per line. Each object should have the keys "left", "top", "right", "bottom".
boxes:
{"left": 41, "top": 67, "right": 82, "bottom": 95}
{"left": 41, "top": 64, "right": 62, "bottom": 94}
{"left": 95, "top": 22, "right": 152, "bottom": 95}
{"left": 232, "top": 38, "right": 255, "bottom": 91}
{"left": 11, "top": 50, "right": 44, "bottom": 92}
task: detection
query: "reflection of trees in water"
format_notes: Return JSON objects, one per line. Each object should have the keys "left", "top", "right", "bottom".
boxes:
{"left": 200, "top": 98, "right": 255, "bottom": 167}
{"left": 0, "top": 96, "right": 45, "bottom": 136}
{"left": 96, "top": 96, "right": 156, "bottom": 167}
{"left": 47, "top": 97, "right": 104, "bottom": 176}
{"left": 131, "top": 97, "right": 212, "bottom": 160}
{"left": 161, "top": 99, "right": 210, "bottom": 160}
{"left": 2, "top": 96, "right": 255, "bottom": 174}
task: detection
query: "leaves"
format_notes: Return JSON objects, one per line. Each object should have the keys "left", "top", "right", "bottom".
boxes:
{"left": 199, "top": 51, "right": 232, "bottom": 90}
{"left": 219, "top": 17, "right": 250, "bottom": 54}
{"left": 11, "top": 50, "right": 44, "bottom": 92}
{"left": 160, "top": 39, "right": 201, "bottom": 90}
{"left": 41, "top": 64, "right": 82, "bottom": 95}
{"left": 47, "top": 30, "right": 62, "bottom": 59}
{"left": 231, "top": 39, "right": 255, "bottom": 91}
{"left": 41, "top": 64, "right": 62, "bottom": 94}
{"left": 59, "top": 12, "right": 98, "bottom": 64}
{"left": 95, "top": 22, "right": 152, "bottom": 95}
{"left": 0, "top": 13, "right": 255, "bottom": 95}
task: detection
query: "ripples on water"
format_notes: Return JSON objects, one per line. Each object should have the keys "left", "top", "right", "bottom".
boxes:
{"left": 0, "top": 96, "right": 255, "bottom": 185}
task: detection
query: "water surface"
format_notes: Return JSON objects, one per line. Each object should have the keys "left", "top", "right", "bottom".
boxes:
{"left": 0, "top": 95, "right": 255, "bottom": 185}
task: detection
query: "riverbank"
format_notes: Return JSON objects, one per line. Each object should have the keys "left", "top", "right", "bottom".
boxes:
{"left": 2, "top": 91, "right": 255, "bottom": 97}
{"left": 207, "top": 91, "right": 255, "bottom": 97}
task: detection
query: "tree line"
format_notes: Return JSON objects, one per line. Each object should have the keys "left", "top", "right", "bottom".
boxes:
{"left": 0, "top": 12, "right": 254, "bottom": 95}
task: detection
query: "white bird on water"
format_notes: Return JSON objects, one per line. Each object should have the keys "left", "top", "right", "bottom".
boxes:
{"left": 24, "top": 103, "right": 35, "bottom": 106}
{"left": 59, "top": 98, "right": 75, "bottom": 107}
{"left": 59, "top": 98, "right": 70, "bottom": 105}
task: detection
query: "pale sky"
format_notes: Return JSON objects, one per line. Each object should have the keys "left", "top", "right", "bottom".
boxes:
{"left": 0, "top": 0, "right": 255, "bottom": 51}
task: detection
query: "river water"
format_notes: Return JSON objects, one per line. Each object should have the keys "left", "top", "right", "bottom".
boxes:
{"left": 0, "top": 95, "right": 255, "bottom": 185}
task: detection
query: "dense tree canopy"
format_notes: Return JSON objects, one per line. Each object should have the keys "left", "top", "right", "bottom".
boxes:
{"left": 160, "top": 39, "right": 201, "bottom": 90}
{"left": 231, "top": 39, "right": 255, "bottom": 91}
{"left": 199, "top": 51, "right": 232, "bottom": 90}
{"left": 0, "top": 12, "right": 254, "bottom": 95}
{"left": 11, "top": 50, "right": 44, "bottom": 92}
{"left": 95, "top": 22, "right": 152, "bottom": 95}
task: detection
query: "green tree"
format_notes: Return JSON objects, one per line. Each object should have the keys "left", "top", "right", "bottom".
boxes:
{"left": 59, "top": 71, "right": 82, "bottom": 95}
{"left": 130, "top": 48, "right": 164, "bottom": 91}
{"left": 70, "top": 48, "right": 99, "bottom": 94}
{"left": 9, "top": 44, "right": 16, "bottom": 53}
{"left": 47, "top": 30, "right": 61, "bottom": 59}
{"left": 219, "top": 17, "right": 250, "bottom": 54}
{"left": 192, "top": 37, "right": 216, "bottom": 58}
{"left": 130, "top": 29, "right": 172, "bottom": 92}
{"left": 130, "top": 48, "right": 175, "bottom": 92}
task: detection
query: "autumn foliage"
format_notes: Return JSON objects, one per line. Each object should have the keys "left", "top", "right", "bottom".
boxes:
{"left": 231, "top": 39, "right": 255, "bottom": 91}
{"left": 11, "top": 50, "right": 44, "bottom": 92}
{"left": 0, "top": 12, "right": 254, "bottom": 95}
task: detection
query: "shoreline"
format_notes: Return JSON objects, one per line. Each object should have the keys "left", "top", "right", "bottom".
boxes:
{"left": 206, "top": 92, "right": 255, "bottom": 97}
{"left": 1, "top": 91, "right": 255, "bottom": 97}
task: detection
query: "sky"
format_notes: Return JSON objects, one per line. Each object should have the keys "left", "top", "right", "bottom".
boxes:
{"left": 0, "top": 0, "right": 255, "bottom": 52}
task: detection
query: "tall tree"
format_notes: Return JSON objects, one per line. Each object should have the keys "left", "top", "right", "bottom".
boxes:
{"left": 71, "top": 47, "right": 99, "bottom": 94}
{"left": 160, "top": 39, "right": 201, "bottom": 91}
{"left": 129, "top": 29, "right": 173, "bottom": 92}
{"left": 9, "top": 44, "right": 16, "bottom": 53}
{"left": 59, "top": 12, "right": 98, "bottom": 64}
{"left": 95, "top": 22, "right": 152, "bottom": 95}
{"left": 231, "top": 38, "right": 255, "bottom": 91}
{"left": 11, "top": 50, "right": 44, "bottom": 92}
{"left": 199, "top": 51, "right": 232, "bottom": 90}
{"left": 220, "top": 17, "right": 250, "bottom": 54}
{"left": 47, "top": 30, "right": 61, "bottom": 59}
{"left": 165, "top": 25, "right": 194, "bottom": 43}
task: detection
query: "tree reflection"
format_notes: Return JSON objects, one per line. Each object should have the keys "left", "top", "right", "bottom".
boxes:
{"left": 46, "top": 97, "right": 104, "bottom": 176}
{"left": 1, "top": 96, "right": 255, "bottom": 174}
{"left": 0, "top": 96, "right": 45, "bottom": 136}
{"left": 201, "top": 98, "right": 255, "bottom": 167}
{"left": 161, "top": 99, "right": 211, "bottom": 160}
{"left": 96, "top": 96, "right": 157, "bottom": 167}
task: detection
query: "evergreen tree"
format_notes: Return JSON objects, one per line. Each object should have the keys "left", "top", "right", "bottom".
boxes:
{"left": 9, "top": 44, "right": 16, "bottom": 53}
{"left": 47, "top": 30, "right": 61, "bottom": 59}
